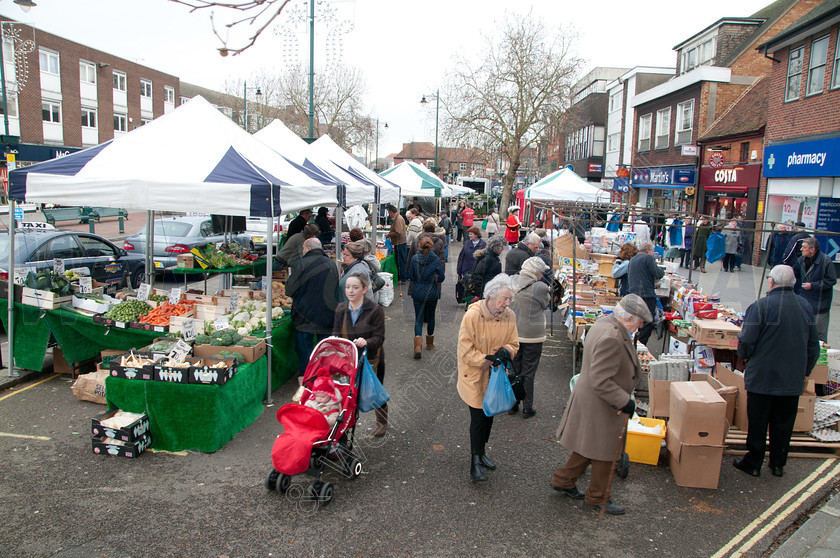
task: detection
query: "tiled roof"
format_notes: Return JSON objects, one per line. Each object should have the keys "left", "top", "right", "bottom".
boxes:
{"left": 719, "top": 0, "right": 799, "bottom": 67}
{"left": 758, "top": 0, "right": 840, "bottom": 52}
{"left": 698, "top": 77, "right": 768, "bottom": 141}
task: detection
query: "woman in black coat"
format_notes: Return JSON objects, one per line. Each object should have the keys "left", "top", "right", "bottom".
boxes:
{"left": 407, "top": 237, "right": 445, "bottom": 359}
{"left": 469, "top": 234, "right": 505, "bottom": 299}
{"left": 315, "top": 206, "right": 333, "bottom": 244}
{"left": 333, "top": 271, "right": 388, "bottom": 437}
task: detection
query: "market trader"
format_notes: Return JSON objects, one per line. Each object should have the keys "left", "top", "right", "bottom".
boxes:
{"left": 627, "top": 241, "right": 664, "bottom": 345}
{"left": 733, "top": 265, "right": 819, "bottom": 478}
{"left": 286, "top": 208, "right": 313, "bottom": 239}
{"left": 797, "top": 237, "right": 837, "bottom": 342}
{"left": 386, "top": 204, "right": 408, "bottom": 284}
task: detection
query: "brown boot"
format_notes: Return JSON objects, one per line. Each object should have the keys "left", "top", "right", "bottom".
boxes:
{"left": 413, "top": 336, "right": 422, "bottom": 359}
{"left": 426, "top": 334, "right": 435, "bottom": 349}
{"left": 373, "top": 404, "right": 388, "bottom": 437}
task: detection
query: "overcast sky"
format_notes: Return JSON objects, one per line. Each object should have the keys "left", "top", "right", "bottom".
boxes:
{"left": 1, "top": 0, "right": 772, "bottom": 157}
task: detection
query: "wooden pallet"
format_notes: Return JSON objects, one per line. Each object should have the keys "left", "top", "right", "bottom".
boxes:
{"left": 725, "top": 428, "right": 840, "bottom": 459}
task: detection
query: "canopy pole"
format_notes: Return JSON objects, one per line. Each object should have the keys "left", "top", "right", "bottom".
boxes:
{"left": 265, "top": 206, "right": 274, "bottom": 404}
{"left": 370, "top": 203, "right": 379, "bottom": 251}
{"left": 335, "top": 206, "right": 344, "bottom": 266}
{"left": 7, "top": 198, "right": 16, "bottom": 377}
{"left": 145, "top": 211, "right": 155, "bottom": 290}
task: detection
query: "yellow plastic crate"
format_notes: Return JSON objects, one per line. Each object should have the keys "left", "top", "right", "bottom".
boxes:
{"left": 626, "top": 417, "right": 666, "bottom": 465}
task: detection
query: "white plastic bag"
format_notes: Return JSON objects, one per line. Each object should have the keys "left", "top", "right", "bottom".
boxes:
{"left": 378, "top": 272, "right": 394, "bottom": 307}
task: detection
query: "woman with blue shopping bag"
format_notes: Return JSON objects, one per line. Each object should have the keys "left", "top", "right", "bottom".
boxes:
{"left": 456, "top": 274, "right": 519, "bottom": 483}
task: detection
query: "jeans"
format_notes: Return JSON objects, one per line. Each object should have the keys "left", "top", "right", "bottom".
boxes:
{"left": 444, "top": 234, "right": 450, "bottom": 260}
{"left": 394, "top": 243, "right": 408, "bottom": 282}
{"left": 512, "top": 341, "right": 543, "bottom": 410}
{"left": 468, "top": 405, "right": 493, "bottom": 455}
{"left": 294, "top": 331, "right": 328, "bottom": 377}
{"left": 413, "top": 298, "right": 438, "bottom": 337}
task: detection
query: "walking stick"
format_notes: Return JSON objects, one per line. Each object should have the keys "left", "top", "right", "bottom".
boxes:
{"left": 600, "top": 412, "right": 630, "bottom": 519}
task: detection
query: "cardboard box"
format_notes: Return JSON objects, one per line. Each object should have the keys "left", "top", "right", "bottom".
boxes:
{"left": 595, "top": 293, "right": 622, "bottom": 306}
{"left": 108, "top": 351, "right": 159, "bottom": 381}
{"left": 0, "top": 281, "right": 23, "bottom": 302}
{"left": 589, "top": 253, "right": 616, "bottom": 264}
{"left": 810, "top": 364, "right": 828, "bottom": 385}
{"left": 690, "top": 319, "right": 741, "bottom": 348}
{"left": 52, "top": 346, "right": 73, "bottom": 375}
{"left": 691, "top": 373, "right": 738, "bottom": 426}
{"left": 100, "top": 349, "right": 128, "bottom": 369}
{"left": 666, "top": 428, "right": 724, "bottom": 489}
{"left": 794, "top": 380, "right": 817, "bottom": 432}
{"left": 647, "top": 378, "right": 672, "bottom": 418}
{"left": 553, "top": 235, "right": 590, "bottom": 263}
{"left": 192, "top": 337, "right": 267, "bottom": 364}
{"left": 177, "top": 253, "right": 195, "bottom": 268}
{"left": 71, "top": 294, "right": 111, "bottom": 314}
{"left": 92, "top": 433, "right": 151, "bottom": 458}
{"left": 597, "top": 261, "right": 614, "bottom": 277}
{"left": 668, "top": 381, "right": 727, "bottom": 445}
{"left": 154, "top": 357, "right": 201, "bottom": 383}
{"left": 91, "top": 409, "right": 150, "bottom": 442}
{"left": 715, "top": 363, "right": 749, "bottom": 431}
{"left": 188, "top": 358, "right": 237, "bottom": 385}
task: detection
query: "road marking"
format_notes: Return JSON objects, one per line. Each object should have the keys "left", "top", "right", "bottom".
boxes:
{"left": 0, "top": 374, "right": 60, "bottom": 402}
{"left": 0, "top": 432, "right": 51, "bottom": 440}
{"left": 712, "top": 459, "right": 838, "bottom": 558}
{"left": 147, "top": 448, "right": 188, "bottom": 456}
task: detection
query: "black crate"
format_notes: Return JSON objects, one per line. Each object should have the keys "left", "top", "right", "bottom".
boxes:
{"left": 93, "top": 315, "right": 129, "bottom": 329}
{"left": 154, "top": 357, "right": 201, "bottom": 384}
{"left": 108, "top": 351, "right": 159, "bottom": 381}
{"left": 188, "top": 358, "right": 237, "bottom": 385}
{"left": 130, "top": 321, "right": 168, "bottom": 334}
{"left": 91, "top": 409, "right": 150, "bottom": 443}
{"left": 91, "top": 433, "right": 152, "bottom": 458}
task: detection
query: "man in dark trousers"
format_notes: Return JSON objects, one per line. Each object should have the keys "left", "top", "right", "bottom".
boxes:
{"left": 783, "top": 222, "right": 810, "bottom": 289}
{"left": 734, "top": 265, "right": 819, "bottom": 477}
{"left": 797, "top": 237, "right": 837, "bottom": 342}
{"left": 386, "top": 204, "right": 408, "bottom": 283}
{"left": 285, "top": 238, "right": 340, "bottom": 384}
{"left": 286, "top": 208, "right": 313, "bottom": 239}
{"left": 627, "top": 241, "right": 664, "bottom": 345}
{"left": 505, "top": 232, "right": 541, "bottom": 275}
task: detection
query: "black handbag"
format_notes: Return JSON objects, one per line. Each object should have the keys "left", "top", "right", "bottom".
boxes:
{"left": 507, "top": 367, "right": 526, "bottom": 402}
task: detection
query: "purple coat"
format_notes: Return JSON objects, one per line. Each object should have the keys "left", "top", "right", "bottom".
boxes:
{"left": 457, "top": 238, "right": 486, "bottom": 276}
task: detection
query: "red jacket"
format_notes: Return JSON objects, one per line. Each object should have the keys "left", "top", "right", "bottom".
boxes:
{"left": 505, "top": 214, "right": 520, "bottom": 243}
{"left": 461, "top": 208, "right": 475, "bottom": 227}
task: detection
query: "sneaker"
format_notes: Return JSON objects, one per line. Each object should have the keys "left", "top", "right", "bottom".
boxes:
{"left": 589, "top": 501, "right": 625, "bottom": 515}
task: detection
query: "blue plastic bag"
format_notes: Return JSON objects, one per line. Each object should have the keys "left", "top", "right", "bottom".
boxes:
{"left": 706, "top": 232, "right": 726, "bottom": 263}
{"left": 482, "top": 364, "right": 516, "bottom": 417}
{"left": 358, "top": 349, "right": 390, "bottom": 413}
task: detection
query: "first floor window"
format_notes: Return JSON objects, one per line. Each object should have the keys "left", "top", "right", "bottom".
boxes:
{"left": 80, "top": 61, "right": 96, "bottom": 84}
{"left": 140, "top": 79, "right": 152, "bottom": 98}
{"left": 164, "top": 86, "right": 175, "bottom": 103}
{"left": 833, "top": 29, "right": 840, "bottom": 89}
{"left": 0, "top": 91, "right": 18, "bottom": 117}
{"left": 638, "top": 114, "right": 652, "bottom": 151}
{"left": 81, "top": 108, "right": 96, "bottom": 128}
{"left": 607, "top": 133, "right": 620, "bottom": 153}
{"left": 114, "top": 113, "right": 127, "bottom": 132}
{"left": 786, "top": 46, "right": 803, "bottom": 101}
{"left": 675, "top": 100, "right": 693, "bottom": 145}
{"left": 39, "top": 49, "right": 59, "bottom": 75}
{"left": 807, "top": 35, "right": 830, "bottom": 96}
{"left": 655, "top": 107, "right": 671, "bottom": 150}
{"left": 42, "top": 101, "right": 61, "bottom": 123}
{"left": 113, "top": 71, "right": 126, "bottom": 92}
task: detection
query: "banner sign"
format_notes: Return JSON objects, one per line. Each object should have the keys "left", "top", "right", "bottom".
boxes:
{"left": 631, "top": 165, "right": 696, "bottom": 188}
{"left": 764, "top": 137, "right": 840, "bottom": 178}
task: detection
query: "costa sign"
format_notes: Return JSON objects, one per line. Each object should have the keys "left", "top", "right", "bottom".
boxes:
{"left": 699, "top": 164, "right": 761, "bottom": 188}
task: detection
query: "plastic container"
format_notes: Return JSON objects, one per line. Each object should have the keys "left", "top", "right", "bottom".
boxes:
{"left": 626, "top": 417, "right": 667, "bottom": 465}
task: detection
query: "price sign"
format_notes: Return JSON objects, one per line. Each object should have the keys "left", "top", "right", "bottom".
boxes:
{"left": 229, "top": 292, "right": 240, "bottom": 313}
{"left": 214, "top": 317, "right": 230, "bottom": 331}
{"left": 13, "top": 267, "right": 28, "bottom": 285}
{"left": 167, "top": 339, "right": 192, "bottom": 363}
{"left": 168, "top": 287, "right": 182, "bottom": 305}
{"left": 53, "top": 258, "right": 65, "bottom": 276}
{"left": 262, "top": 276, "right": 269, "bottom": 293}
{"left": 79, "top": 276, "right": 93, "bottom": 293}
{"left": 182, "top": 318, "right": 197, "bottom": 342}
{"left": 137, "top": 283, "right": 150, "bottom": 302}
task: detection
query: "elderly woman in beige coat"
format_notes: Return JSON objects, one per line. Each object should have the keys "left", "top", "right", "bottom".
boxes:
{"left": 551, "top": 294, "right": 651, "bottom": 515}
{"left": 457, "top": 274, "right": 519, "bottom": 483}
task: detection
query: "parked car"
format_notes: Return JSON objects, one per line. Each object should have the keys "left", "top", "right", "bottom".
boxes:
{"left": 243, "top": 215, "right": 292, "bottom": 252}
{"left": 0, "top": 229, "right": 146, "bottom": 288}
{"left": 122, "top": 215, "right": 251, "bottom": 273}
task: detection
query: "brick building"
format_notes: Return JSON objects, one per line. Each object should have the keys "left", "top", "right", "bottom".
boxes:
{"left": 757, "top": 0, "right": 840, "bottom": 264}
{"left": 392, "top": 141, "right": 492, "bottom": 183}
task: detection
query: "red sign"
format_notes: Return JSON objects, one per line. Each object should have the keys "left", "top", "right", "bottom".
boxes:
{"left": 616, "top": 167, "right": 630, "bottom": 178}
{"left": 699, "top": 164, "right": 761, "bottom": 189}
{"left": 708, "top": 151, "right": 726, "bottom": 168}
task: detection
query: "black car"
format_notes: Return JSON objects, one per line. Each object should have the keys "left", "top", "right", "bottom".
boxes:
{"left": 0, "top": 229, "right": 147, "bottom": 288}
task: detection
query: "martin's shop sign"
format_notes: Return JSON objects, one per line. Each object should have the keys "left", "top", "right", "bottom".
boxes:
{"left": 699, "top": 164, "right": 761, "bottom": 192}
{"left": 763, "top": 137, "right": 840, "bottom": 178}
{"left": 631, "top": 165, "right": 696, "bottom": 189}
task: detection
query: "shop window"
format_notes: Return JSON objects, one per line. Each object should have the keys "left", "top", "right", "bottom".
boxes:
{"left": 833, "top": 29, "right": 840, "bottom": 89}
{"left": 638, "top": 114, "right": 651, "bottom": 151}
{"left": 740, "top": 142, "right": 750, "bottom": 163}
{"left": 786, "top": 46, "right": 803, "bottom": 101}
{"left": 675, "top": 100, "right": 693, "bottom": 146}
{"left": 806, "top": 35, "right": 830, "bottom": 96}
{"left": 655, "top": 107, "right": 670, "bottom": 150}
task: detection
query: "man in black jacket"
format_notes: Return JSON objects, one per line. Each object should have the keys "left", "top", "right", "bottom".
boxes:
{"left": 505, "top": 232, "right": 541, "bottom": 275}
{"left": 797, "top": 237, "right": 837, "bottom": 342}
{"left": 627, "top": 242, "right": 664, "bottom": 345}
{"left": 783, "top": 222, "right": 810, "bottom": 290}
{"left": 286, "top": 238, "right": 340, "bottom": 382}
{"left": 734, "top": 265, "right": 819, "bottom": 478}
{"left": 286, "top": 208, "right": 313, "bottom": 239}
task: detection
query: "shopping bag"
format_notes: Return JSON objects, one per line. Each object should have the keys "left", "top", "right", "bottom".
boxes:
{"left": 482, "top": 364, "right": 516, "bottom": 417}
{"left": 358, "top": 350, "right": 390, "bottom": 413}
{"left": 481, "top": 219, "right": 488, "bottom": 230}
{"left": 507, "top": 368, "right": 526, "bottom": 402}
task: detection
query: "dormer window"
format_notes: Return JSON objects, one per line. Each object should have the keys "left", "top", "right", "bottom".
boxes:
{"left": 681, "top": 37, "right": 716, "bottom": 74}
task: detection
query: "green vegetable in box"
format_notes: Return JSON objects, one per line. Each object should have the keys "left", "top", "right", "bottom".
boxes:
{"left": 148, "top": 339, "right": 180, "bottom": 352}
{"left": 25, "top": 270, "right": 72, "bottom": 296}
{"left": 103, "top": 299, "right": 151, "bottom": 322}
{"left": 194, "top": 328, "right": 260, "bottom": 348}
{"left": 147, "top": 294, "right": 168, "bottom": 302}
{"left": 214, "top": 350, "right": 245, "bottom": 366}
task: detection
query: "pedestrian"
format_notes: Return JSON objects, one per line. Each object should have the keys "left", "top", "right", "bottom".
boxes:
{"left": 407, "top": 237, "right": 445, "bottom": 359}
{"left": 337, "top": 241, "right": 373, "bottom": 303}
{"left": 692, "top": 215, "right": 711, "bottom": 272}
{"left": 386, "top": 204, "right": 408, "bottom": 284}
{"left": 769, "top": 224, "right": 792, "bottom": 267}
{"left": 460, "top": 203, "right": 475, "bottom": 242}
{"left": 406, "top": 208, "right": 423, "bottom": 244}
{"left": 457, "top": 274, "right": 519, "bottom": 482}
{"left": 286, "top": 208, "right": 313, "bottom": 239}
{"left": 505, "top": 205, "right": 522, "bottom": 246}
{"left": 457, "top": 226, "right": 486, "bottom": 301}
{"left": 470, "top": 235, "right": 506, "bottom": 300}
{"left": 439, "top": 211, "right": 453, "bottom": 260}
{"left": 733, "top": 265, "right": 819, "bottom": 477}
{"left": 509, "top": 257, "right": 551, "bottom": 418}
{"left": 680, "top": 217, "right": 693, "bottom": 269}
{"left": 285, "top": 238, "right": 339, "bottom": 384}
{"left": 784, "top": 222, "right": 810, "bottom": 290}
{"left": 611, "top": 243, "right": 638, "bottom": 297}
{"left": 314, "top": 206, "right": 333, "bottom": 244}
{"left": 455, "top": 200, "right": 467, "bottom": 242}
{"left": 505, "top": 232, "right": 541, "bottom": 275}
{"left": 407, "top": 218, "right": 446, "bottom": 266}
{"left": 722, "top": 220, "right": 740, "bottom": 272}
{"left": 275, "top": 223, "right": 320, "bottom": 270}
{"left": 551, "top": 294, "right": 649, "bottom": 515}
{"left": 664, "top": 216, "right": 683, "bottom": 262}
{"left": 349, "top": 227, "right": 380, "bottom": 274}
{"left": 627, "top": 241, "right": 664, "bottom": 345}
{"left": 485, "top": 207, "right": 500, "bottom": 237}
{"left": 796, "top": 237, "right": 837, "bottom": 343}
{"left": 333, "top": 272, "right": 388, "bottom": 437}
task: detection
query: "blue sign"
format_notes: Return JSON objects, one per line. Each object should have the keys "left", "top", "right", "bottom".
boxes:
{"left": 631, "top": 165, "right": 696, "bottom": 189}
{"left": 764, "top": 137, "right": 840, "bottom": 178}
{"left": 612, "top": 177, "right": 630, "bottom": 192}
{"left": 816, "top": 197, "right": 840, "bottom": 261}
{"left": 14, "top": 207, "right": 23, "bottom": 220}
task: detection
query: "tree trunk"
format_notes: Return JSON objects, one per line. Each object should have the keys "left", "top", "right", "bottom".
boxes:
{"left": 499, "top": 150, "right": 521, "bottom": 220}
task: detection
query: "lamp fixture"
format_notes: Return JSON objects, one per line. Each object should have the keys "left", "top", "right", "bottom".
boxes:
{"left": 97, "top": 62, "right": 110, "bottom": 69}
{"left": 14, "top": 0, "right": 37, "bottom": 13}
{"left": 708, "top": 145, "right": 731, "bottom": 151}
{"left": 420, "top": 95, "right": 428, "bottom": 104}
{"left": 255, "top": 88, "right": 263, "bottom": 99}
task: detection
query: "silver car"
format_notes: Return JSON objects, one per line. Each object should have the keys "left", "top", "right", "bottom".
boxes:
{"left": 122, "top": 215, "right": 251, "bottom": 272}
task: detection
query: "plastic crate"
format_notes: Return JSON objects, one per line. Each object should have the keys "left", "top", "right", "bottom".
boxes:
{"left": 626, "top": 417, "right": 666, "bottom": 466}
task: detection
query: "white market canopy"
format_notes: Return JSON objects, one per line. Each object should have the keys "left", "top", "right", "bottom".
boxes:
{"left": 9, "top": 96, "right": 342, "bottom": 216}
{"left": 379, "top": 161, "right": 454, "bottom": 198}
{"left": 523, "top": 167, "right": 611, "bottom": 203}
{"left": 309, "top": 135, "right": 401, "bottom": 205}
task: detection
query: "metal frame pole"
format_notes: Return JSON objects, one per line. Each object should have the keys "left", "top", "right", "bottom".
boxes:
{"left": 7, "top": 198, "right": 16, "bottom": 376}
{"left": 265, "top": 198, "right": 274, "bottom": 403}
{"left": 308, "top": 0, "right": 315, "bottom": 139}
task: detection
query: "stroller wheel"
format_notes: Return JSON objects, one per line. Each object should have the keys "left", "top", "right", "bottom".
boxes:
{"left": 616, "top": 452, "right": 630, "bottom": 480}
{"left": 318, "top": 482, "right": 334, "bottom": 506}
{"left": 265, "top": 468, "right": 279, "bottom": 491}
{"left": 275, "top": 473, "right": 291, "bottom": 493}
{"left": 345, "top": 458, "right": 362, "bottom": 479}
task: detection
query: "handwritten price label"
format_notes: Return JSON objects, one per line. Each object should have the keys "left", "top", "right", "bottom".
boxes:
{"left": 214, "top": 317, "right": 230, "bottom": 331}
{"left": 167, "top": 339, "right": 192, "bottom": 363}
{"left": 168, "top": 287, "right": 182, "bottom": 305}
{"left": 182, "top": 318, "right": 197, "bottom": 342}
{"left": 53, "top": 258, "right": 65, "bottom": 275}
{"left": 137, "top": 283, "right": 150, "bottom": 302}
{"left": 229, "top": 292, "right": 240, "bottom": 313}
{"left": 79, "top": 276, "right": 93, "bottom": 293}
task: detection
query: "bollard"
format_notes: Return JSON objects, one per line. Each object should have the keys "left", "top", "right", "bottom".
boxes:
{"left": 118, "top": 216, "right": 124, "bottom": 234}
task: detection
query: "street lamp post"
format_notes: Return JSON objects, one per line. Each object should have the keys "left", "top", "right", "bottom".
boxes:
{"left": 420, "top": 89, "right": 439, "bottom": 176}
{"left": 374, "top": 119, "right": 388, "bottom": 172}
{"left": 242, "top": 81, "right": 263, "bottom": 133}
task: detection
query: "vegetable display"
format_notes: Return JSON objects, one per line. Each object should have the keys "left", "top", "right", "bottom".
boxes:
{"left": 213, "top": 350, "right": 246, "bottom": 366}
{"left": 148, "top": 339, "right": 180, "bottom": 353}
{"left": 137, "top": 300, "right": 196, "bottom": 326}
{"left": 227, "top": 299, "right": 284, "bottom": 336}
{"left": 25, "top": 270, "right": 71, "bottom": 296}
{"left": 103, "top": 299, "right": 152, "bottom": 322}
{"left": 147, "top": 294, "right": 169, "bottom": 303}
{"left": 272, "top": 280, "right": 292, "bottom": 308}
{"left": 195, "top": 328, "right": 261, "bottom": 347}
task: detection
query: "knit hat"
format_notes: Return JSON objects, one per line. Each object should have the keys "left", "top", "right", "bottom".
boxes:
{"left": 312, "top": 376, "right": 339, "bottom": 402}
{"left": 520, "top": 256, "right": 548, "bottom": 278}
{"left": 617, "top": 294, "right": 653, "bottom": 323}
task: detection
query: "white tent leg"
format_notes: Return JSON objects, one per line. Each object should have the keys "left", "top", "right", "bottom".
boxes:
{"left": 265, "top": 213, "right": 273, "bottom": 403}
{"left": 7, "top": 199, "right": 16, "bottom": 377}
{"left": 335, "top": 207, "right": 344, "bottom": 266}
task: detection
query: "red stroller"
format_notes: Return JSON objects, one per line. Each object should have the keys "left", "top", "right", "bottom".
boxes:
{"left": 264, "top": 337, "right": 363, "bottom": 506}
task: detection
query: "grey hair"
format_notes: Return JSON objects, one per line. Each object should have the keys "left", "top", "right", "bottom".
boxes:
{"left": 639, "top": 241, "right": 655, "bottom": 253}
{"left": 524, "top": 232, "right": 541, "bottom": 245}
{"left": 302, "top": 238, "right": 322, "bottom": 251}
{"left": 486, "top": 235, "right": 507, "bottom": 253}
{"left": 769, "top": 265, "right": 796, "bottom": 287}
{"left": 484, "top": 273, "right": 514, "bottom": 299}
{"left": 802, "top": 237, "right": 818, "bottom": 249}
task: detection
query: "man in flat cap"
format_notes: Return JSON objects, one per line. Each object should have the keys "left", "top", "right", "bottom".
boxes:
{"left": 550, "top": 294, "right": 650, "bottom": 516}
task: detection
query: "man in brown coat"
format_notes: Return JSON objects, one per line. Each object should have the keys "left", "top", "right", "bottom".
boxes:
{"left": 551, "top": 294, "right": 650, "bottom": 515}
{"left": 387, "top": 204, "right": 408, "bottom": 283}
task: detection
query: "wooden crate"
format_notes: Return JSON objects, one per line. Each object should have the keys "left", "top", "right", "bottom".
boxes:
{"left": 195, "top": 304, "right": 228, "bottom": 320}
{"left": 169, "top": 315, "right": 205, "bottom": 335}
{"left": 22, "top": 288, "right": 71, "bottom": 309}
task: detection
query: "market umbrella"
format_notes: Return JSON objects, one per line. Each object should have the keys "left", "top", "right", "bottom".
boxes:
{"left": 380, "top": 161, "right": 453, "bottom": 198}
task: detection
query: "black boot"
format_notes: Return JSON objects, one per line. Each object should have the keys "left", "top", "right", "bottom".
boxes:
{"left": 471, "top": 455, "right": 487, "bottom": 482}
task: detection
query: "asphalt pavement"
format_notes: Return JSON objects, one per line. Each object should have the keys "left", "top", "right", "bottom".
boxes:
{"left": 1, "top": 227, "right": 840, "bottom": 556}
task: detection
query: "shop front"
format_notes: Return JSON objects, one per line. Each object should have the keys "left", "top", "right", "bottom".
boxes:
{"left": 631, "top": 165, "right": 695, "bottom": 212}
{"left": 698, "top": 163, "right": 761, "bottom": 222}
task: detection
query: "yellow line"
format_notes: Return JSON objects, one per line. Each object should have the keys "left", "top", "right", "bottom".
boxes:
{"left": 732, "top": 460, "right": 840, "bottom": 557}
{"left": 0, "top": 432, "right": 51, "bottom": 440}
{"left": 147, "top": 448, "right": 188, "bottom": 456}
{"left": 711, "top": 460, "right": 836, "bottom": 558}
{"left": 0, "top": 374, "right": 60, "bottom": 402}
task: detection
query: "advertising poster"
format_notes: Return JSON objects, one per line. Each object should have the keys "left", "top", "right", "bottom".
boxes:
{"left": 816, "top": 197, "right": 840, "bottom": 261}
{"left": 781, "top": 197, "right": 801, "bottom": 224}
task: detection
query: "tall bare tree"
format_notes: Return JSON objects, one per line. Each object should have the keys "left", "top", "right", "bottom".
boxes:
{"left": 445, "top": 12, "right": 582, "bottom": 218}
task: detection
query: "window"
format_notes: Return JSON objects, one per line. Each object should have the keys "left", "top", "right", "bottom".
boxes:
{"left": 607, "top": 133, "right": 620, "bottom": 153}
{"left": 42, "top": 101, "right": 61, "bottom": 123}
{"left": 681, "top": 38, "right": 715, "bottom": 75}
{"left": 47, "top": 236, "right": 84, "bottom": 260}
{"left": 140, "top": 79, "right": 152, "bottom": 98}
{"left": 740, "top": 142, "right": 750, "bottom": 163}
{"left": 81, "top": 108, "right": 96, "bottom": 128}
{"left": 180, "top": 96, "right": 189, "bottom": 105}
{"left": 655, "top": 107, "right": 671, "bottom": 150}
{"left": 833, "top": 29, "right": 840, "bottom": 89}
{"left": 675, "top": 100, "right": 693, "bottom": 145}
{"left": 807, "top": 35, "right": 830, "bottom": 96}
{"left": 3, "top": 36, "right": 14, "bottom": 64}
{"left": 459, "top": 162, "right": 467, "bottom": 171}
{"left": 164, "top": 86, "right": 175, "bottom": 103}
{"left": 609, "top": 91, "right": 623, "bottom": 112}
{"left": 699, "top": 39, "right": 715, "bottom": 64}
{"left": 39, "top": 49, "right": 59, "bottom": 75}
{"left": 199, "top": 221, "right": 213, "bottom": 237}
{"left": 0, "top": 91, "right": 18, "bottom": 118}
{"left": 638, "top": 114, "right": 652, "bottom": 151}
{"left": 77, "top": 236, "right": 118, "bottom": 258}
{"left": 114, "top": 113, "right": 127, "bottom": 132}
{"left": 113, "top": 71, "right": 126, "bottom": 92}
{"left": 141, "top": 118, "right": 151, "bottom": 126}
{"left": 786, "top": 46, "right": 803, "bottom": 101}
{"left": 80, "top": 61, "right": 96, "bottom": 84}
{"left": 685, "top": 49, "right": 697, "bottom": 72}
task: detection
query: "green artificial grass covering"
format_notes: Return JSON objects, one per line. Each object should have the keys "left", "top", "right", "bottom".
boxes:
{"left": 0, "top": 299, "right": 52, "bottom": 371}
{"left": 106, "top": 357, "right": 268, "bottom": 452}
{"left": 380, "top": 253, "right": 399, "bottom": 282}
{"left": 251, "top": 315, "right": 297, "bottom": 389}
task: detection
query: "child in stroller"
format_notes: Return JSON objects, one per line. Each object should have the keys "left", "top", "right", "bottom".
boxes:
{"left": 304, "top": 374, "right": 342, "bottom": 427}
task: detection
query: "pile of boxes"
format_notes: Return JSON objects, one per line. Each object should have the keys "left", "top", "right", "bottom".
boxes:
{"left": 91, "top": 409, "right": 151, "bottom": 458}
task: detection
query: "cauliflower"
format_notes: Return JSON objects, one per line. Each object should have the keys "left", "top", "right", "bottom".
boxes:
{"left": 237, "top": 326, "right": 249, "bottom": 337}
{"left": 248, "top": 316, "right": 261, "bottom": 327}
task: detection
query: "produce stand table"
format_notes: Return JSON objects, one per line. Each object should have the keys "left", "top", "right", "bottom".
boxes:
{"left": 170, "top": 258, "right": 267, "bottom": 290}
